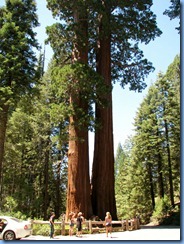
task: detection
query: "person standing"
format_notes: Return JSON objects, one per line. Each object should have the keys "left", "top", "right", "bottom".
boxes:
{"left": 104, "top": 212, "right": 112, "bottom": 238}
{"left": 76, "top": 212, "right": 83, "bottom": 237}
{"left": 49, "top": 212, "right": 55, "bottom": 239}
{"left": 69, "top": 212, "right": 75, "bottom": 236}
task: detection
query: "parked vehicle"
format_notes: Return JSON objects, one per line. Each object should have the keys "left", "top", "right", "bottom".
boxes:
{"left": 0, "top": 216, "right": 32, "bottom": 240}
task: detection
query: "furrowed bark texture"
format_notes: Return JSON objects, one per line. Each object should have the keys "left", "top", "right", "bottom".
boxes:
{"left": 66, "top": 8, "right": 93, "bottom": 219}
{"left": 91, "top": 11, "right": 117, "bottom": 220}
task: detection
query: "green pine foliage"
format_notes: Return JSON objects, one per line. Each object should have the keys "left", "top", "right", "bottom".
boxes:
{"left": 0, "top": 0, "right": 40, "bottom": 101}
{"left": 0, "top": 0, "right": 40, "bottom": 196}
{"left": 115, "top": 55, "right": 180, "bottom": 224}
{"left": 2, "top": 63, "right": 68, "bottom": 219}
{"left": 151, "top": 196, "right": 172, "bottom": 224}
{"left": 163, "top": 0, "right": 180, "bottom": 32}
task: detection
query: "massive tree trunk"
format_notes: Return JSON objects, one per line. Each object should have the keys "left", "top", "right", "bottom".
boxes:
{"left": 0, "top": 104, "right": 9, "bottom": 198}
{"left": 91, "top": 11, "right": 117, "bottom": 220}
{"left": 66, "top": 8, "right": 93, "bottom": 219}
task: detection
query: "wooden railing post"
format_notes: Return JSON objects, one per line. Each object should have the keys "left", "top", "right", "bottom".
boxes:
{"left": 121, "top": 220, "right": 123, "bottom": 230}
{"left": 121, "top": 220, "right": 124, "bottom": 231}
{"left": 137, "top": 217, "right": 140, "bottom": 229}
{"left": 134, "top": 218, "right": 137, "bottom": 230}
{"left": 89, "top": 220, "right": 92, "bottom": 234}
{"left": 61, "top": 220, "right": 65, "bottom": 235}
{"left": 30, "top": 219, "right": 33, "bottom": 235}
{"left": 126, "top": 219, "right": 129, "bottom": 231}
{"left": 130, "top": 220, "right": 133, "bottom": 230}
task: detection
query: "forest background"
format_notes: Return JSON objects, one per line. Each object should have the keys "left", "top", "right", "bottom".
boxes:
{"left": 0, "top": 0, "right": 180, "bottom": 225}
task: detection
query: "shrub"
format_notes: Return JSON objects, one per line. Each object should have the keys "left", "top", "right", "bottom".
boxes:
{"left": 151, "top": 196, "right": 171, "bottom": 224}
{"left": 32, "top": 223, "right": 50, "bottom": 236}
{"left": 0, "top": 210, "right": 27, "bottom": 220}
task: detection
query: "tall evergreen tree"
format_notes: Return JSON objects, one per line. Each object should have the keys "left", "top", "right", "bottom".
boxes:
{"left": 46, "top": 0, "right": 109, "bottom": 219}
{"left": 3, "top": 61, "right": 68, "bottom": 219}
{"left": 0, "top": 0, "right": 39, "bottom": 193}
{"left": 46, "top": 0, "right": 162, "bottom": 219}
{"left": 164, "top": 55, "right": 180, "bottom": 200}
{"left": 154, "top": 55, "right": 180, "bottom": 207}
{"left": 91, "top": 0, "right": 161, "bottom": 220}
{"left": 46, "top": 0, "right": 94, "bottom": 219}
{"left": 132, "top": 55, "right": 180, "bottom": 215}
{"left": 31, "top": 62, "right": 68, "bottom": 219}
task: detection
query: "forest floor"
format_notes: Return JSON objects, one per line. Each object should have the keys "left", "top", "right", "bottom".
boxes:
{"left": 21, "top": 224, "right": 180, "bottom": 241}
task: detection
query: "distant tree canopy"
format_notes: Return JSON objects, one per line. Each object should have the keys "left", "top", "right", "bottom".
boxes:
{"left": 164, "top": 0, "right": 180, "bottom": 20}
{"left": 163, "top": 0, "right": 180, "bottom": 32}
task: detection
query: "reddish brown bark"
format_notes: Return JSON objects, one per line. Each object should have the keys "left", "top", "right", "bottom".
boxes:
{"left": 66, "top": 8, "right": 93, "bottom": 219}
{"left": 66, "top": 117, "right": 92, "bottom": 218}
{"left": 91, "top": 12, "right": 117, "bottom": 220}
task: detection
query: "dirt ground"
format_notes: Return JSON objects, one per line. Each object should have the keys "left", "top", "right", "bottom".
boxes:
{"left": 21, "top": 225, "right": 180, "bottom": 241}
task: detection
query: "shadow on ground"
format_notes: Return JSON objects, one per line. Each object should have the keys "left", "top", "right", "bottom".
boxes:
{"left": 141, "top": 225, "right": 180, "bottom": 229}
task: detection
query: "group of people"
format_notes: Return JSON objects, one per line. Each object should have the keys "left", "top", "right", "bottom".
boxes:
{"left": 69, "top": 211, "right": 84, "bottom": 237}
{"left": 49, "top": 211, "right": 84, "bottom": 238}
{"left": 49, "top": 211, "right": 112, "bottom": 238}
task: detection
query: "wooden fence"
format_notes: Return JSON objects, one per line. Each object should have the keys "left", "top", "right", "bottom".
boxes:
{"left": 32, "top": 218, "right": 140, "bottom": 236}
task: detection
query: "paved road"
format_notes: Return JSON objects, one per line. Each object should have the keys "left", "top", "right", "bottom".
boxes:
{"left": 21, "top": 226, "right": 180, "bottom": 241}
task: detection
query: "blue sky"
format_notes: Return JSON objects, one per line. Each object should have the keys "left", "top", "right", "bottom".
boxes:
{"left": 31, "top": 1, "right": 178, "bottom": 166}
{"left": 37, "top": 1, "right": 179, "bottom": 165}
{"left": 112, "top": 1, "right": 180, "bottom": 153}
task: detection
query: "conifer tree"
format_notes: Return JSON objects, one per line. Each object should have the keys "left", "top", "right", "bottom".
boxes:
{"left": 46, "top": 0, "right": 162, "bottom": 219}
{"left": 3, "top": 62, "right": 68, "bottom": 219}
{"left": 91, "top": 0, "right": 161, "bottom": 220}
{"left": 46, "top": 0, "right": 94, "bottom": 218}
{"left": 132, "top": 55, "right": 180, "bottom": 215}
{"left": 0, "top": 0, "right": 39, "bottom": 194}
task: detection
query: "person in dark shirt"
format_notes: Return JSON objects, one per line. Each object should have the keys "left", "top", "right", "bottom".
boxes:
{"left": 49, "top": 212, "right": 55, "bottom": 238}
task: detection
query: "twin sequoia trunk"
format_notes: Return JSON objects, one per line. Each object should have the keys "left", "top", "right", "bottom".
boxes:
{"left": 91, "top": 13, "right": 117, "bottom": 220}
{"left": 66, "top": 9, "right": 92, "bottom": 219}
{"left": 66, "top": 116, "right": 92, "bottom": 219}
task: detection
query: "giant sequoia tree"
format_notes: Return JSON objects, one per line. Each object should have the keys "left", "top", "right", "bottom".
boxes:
{"left": 0, "top": 0, "right": 39, "bottom": 194}
{"left": 46, "top": 0, "right": 93, "bottom": 219}
{"left": 91, "top": 0, "right": 161, "bottom": 220}
{"left": 46, "top": 0, "right": 162, "bottom": 219}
